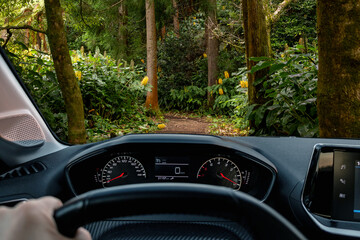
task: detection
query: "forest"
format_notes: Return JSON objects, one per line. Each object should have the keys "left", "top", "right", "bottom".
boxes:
{"left": 0, "top": 0, "right": 359, "bottom": 144}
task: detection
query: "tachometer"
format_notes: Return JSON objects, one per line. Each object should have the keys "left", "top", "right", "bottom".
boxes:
{"left": 101, "top": 156, "right": 146, "bottom": 188}
{"left": 197, "top": 157, "right": 242, "bottom": 190}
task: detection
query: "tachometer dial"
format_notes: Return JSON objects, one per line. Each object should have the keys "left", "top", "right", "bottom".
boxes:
{"left": 101, "top": 156, "right": 146, "bottom": 188}
{"left": 197, "top": 157, "right": 242, "bottom": 190}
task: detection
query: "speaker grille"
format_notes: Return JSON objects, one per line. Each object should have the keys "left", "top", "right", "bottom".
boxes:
{"left": 0, "top": 113, "right": 45, "bottom": 147}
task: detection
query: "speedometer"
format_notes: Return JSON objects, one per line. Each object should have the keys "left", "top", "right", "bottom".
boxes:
{"left": 197, "top": 157, "right": 242, "bottom": 190}
{"left": 101, "top": 156, "right": 146, "bottom": 188}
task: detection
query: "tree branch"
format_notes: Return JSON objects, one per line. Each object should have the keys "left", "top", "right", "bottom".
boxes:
{"left": 98, "top": 0, "right": 125, "bottom": 12}
{"left": 0, "top": 25, "right": 46, "bottom": 34}
{"left": 270, "top": 0, "right": 297, "bottom": 26}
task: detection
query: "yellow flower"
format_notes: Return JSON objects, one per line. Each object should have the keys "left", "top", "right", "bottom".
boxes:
{"left": 158, "top": 124, "right": 166, "bottom": 129}
{"left": 141, "top": 76, "right": 149, "bottom": 86}
{"left": 75, "top": 71, "right": 82, "bottom": 80}
{"left": 203, "top": 53, "right": 207, "bottom": 58}
{"left": 240, "top": 80, "right": 248, "bottom": 88}
{"left": 281, "top": 54, "right": 285, "bottom": 58}
{"left": 224, "top": 71, "right": 229, "bottom": 79}
{"left": 193, "top": 22, "right": 196, "bottom": 25}
{"left": 218, "top": 78, "right": 223, "bottom": 84}
{"left": 141, "top": 59, "right": 145, "bottom": 63}
{"left": 73, "top": 55, "right": 80, "bottom": 63}
{"left": 222, "top": 6, "right": 225, "bottom": 10}
{"left": 219, "top": 88, "right": 224, "bottom": 95}
{"left": 193, "top": 16, "right": 196, "bottom": 20}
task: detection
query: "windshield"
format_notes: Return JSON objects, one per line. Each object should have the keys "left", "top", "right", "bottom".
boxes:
{"left": 0, "top": 0, "right": 328, "bottom": 144}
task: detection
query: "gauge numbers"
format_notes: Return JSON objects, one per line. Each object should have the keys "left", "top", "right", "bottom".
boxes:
{"left": 197, "top": 157, "right": 242, "bottom": 190}
{"left": 101, "top": 156, "right": 146, "bottom": 188}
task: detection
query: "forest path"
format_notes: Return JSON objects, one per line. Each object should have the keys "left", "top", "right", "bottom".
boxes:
{"left": 156, "top": 113, "right": 212, "bottom": 134}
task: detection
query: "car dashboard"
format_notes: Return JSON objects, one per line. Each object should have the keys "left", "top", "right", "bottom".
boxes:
{"left": 1, "top": 134, "right": 360, "bottom": 239}
{"left": 66, "top": 141, "right": 275, "bottom": 200}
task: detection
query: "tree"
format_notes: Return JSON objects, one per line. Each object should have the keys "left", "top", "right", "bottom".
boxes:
{"left": 145, "top": 0, "right": 159, "bottom": 110}
{"left": 117, "top": 1, "right": 128, "bottom": 60}
{"left": 206, "top": 0, "right": 219, "bottom": 106}
{"left": 44, "top": 0, "right": 86, "bottom": 144}
{"left": 242, "top": 0, "right": 271, "bottom": 129}
{"left": 317, "top": 1, "right": 360, "bottom": 138}
{"left": 172, "top": 0, "right": 180, "bottom": 37}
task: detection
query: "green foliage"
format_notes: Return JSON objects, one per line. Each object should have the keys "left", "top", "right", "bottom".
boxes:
{"left": 216, "top": 0, "right": 245, "bottom": 73}
{"left": 246, "top": 45, "right": 319, "bottom": 137}
{"left": 6, "top": 42, "right": 157, "bottom": 142}
{"left": 157, "top": 16, "right": 207, "bottom": 109}
{"left": 271, "top": 0, "right": 317, "bottom": 51}
{"left": 168, "top": 86, "right": 207, "bottom": 111}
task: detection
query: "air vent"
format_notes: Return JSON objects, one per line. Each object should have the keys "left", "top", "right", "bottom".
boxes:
{"left": 0, "top": 162, "right": 46, "bottom": 180}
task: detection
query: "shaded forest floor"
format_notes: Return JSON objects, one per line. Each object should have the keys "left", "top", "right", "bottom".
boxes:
{"left": 155, "top": 112, "right": 248, "bottom": 136}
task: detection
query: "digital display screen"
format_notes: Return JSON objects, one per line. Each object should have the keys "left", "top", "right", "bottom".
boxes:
{"left": 154, "top": 156, "right": 189, "bottom": 181}
{"left": 332, "top": 151, "right": 360, "bottom": 221}
{"left": 353, "top": 160, "right": 360, "bottom": 219}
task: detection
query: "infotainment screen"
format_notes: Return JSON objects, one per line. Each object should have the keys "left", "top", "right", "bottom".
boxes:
{"left": 332, "top": 151, "right": 360, "bottom": 221}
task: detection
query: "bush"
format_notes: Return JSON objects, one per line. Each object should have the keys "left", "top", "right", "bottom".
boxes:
{"left": 6, "top": 43, "right": 156, "bottom": 142}
{"left": 246, "top": 45, "right": 318, "bottom": 137}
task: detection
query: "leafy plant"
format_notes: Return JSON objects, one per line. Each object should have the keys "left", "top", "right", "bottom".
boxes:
{"left": 246, "top": 45, "right": 319, "bottom": 137}
{"left": 6, "top": 42, "right": 157, "bottom": 142}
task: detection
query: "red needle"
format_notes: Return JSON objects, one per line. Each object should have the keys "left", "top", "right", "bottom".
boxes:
{"left": 220, "top": 173, "right": 237, "bottom": 185}
{"left": 107, "top": 172, "right": 124, "bottom": 183}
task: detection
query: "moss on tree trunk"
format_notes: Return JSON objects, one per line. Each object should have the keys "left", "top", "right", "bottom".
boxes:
{"left": 317, "top": 1, "right": 360, "bottom": 138}
{"left": 44, "top": 0, "right": 86, "bottom": 144}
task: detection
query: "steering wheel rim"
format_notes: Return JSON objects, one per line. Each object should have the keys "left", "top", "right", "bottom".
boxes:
{"left": 54, "top": 183, "right": 306, "bottom": 240}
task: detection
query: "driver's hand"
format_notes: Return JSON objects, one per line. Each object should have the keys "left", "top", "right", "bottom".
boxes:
{"left": 0, "top": 196, "right": 92, "bottom": 240}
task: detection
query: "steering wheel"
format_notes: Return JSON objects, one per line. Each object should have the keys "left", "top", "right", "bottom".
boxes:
{"left": 54, "top": 183, "right": 306, "bottom": 240}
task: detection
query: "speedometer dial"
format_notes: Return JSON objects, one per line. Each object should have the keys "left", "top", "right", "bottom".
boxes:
{"left": 197, "top": 157, "right": 242, "bottom": 190}
{"left": 101, "top": 156, "right": 146, "bottom": 188}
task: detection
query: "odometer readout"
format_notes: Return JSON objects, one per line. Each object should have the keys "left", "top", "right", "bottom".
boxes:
{"left": 154, "top": 156, "right": 189, "bottom": 181}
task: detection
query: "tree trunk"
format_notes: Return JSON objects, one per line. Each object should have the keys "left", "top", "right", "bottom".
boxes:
{"left": 118, "top": 2, "right": 128, "bottom": 60}
{"left": 242, "top": 0, "right": 271, "bottom": 128}
{"left": 44, "top": 0, "right": 86, "bottom": 144}
{"left": 317, "top": 1, "right": 360, "bottom": 138}
{"left": 36, "top": 13, "right": 42, "bottom": 50}
{"left": 145, "top": 0, "right": 159, "bottom": 110}
{"left": 161, "top": 25, "right": 166, "bottom": 40}
{"left": 36, "top": 32, "right": 41, "bottom": 50}
{"left": 172, "top": 0, "right": 180, "bottom": 37}
{"left": 41, "top": 32, "right": 47, "bottom": 52}
{"left": 207, "top": 0, "right": 219, "bottom": 107}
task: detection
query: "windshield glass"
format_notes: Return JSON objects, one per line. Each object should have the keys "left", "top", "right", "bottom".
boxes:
{"left": 1, "top": 0, "right": 324, "bottom": 144}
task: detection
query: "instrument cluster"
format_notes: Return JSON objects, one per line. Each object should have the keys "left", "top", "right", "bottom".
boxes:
{"left": 66, "top": 143, "right": 275, "bottom": 201}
